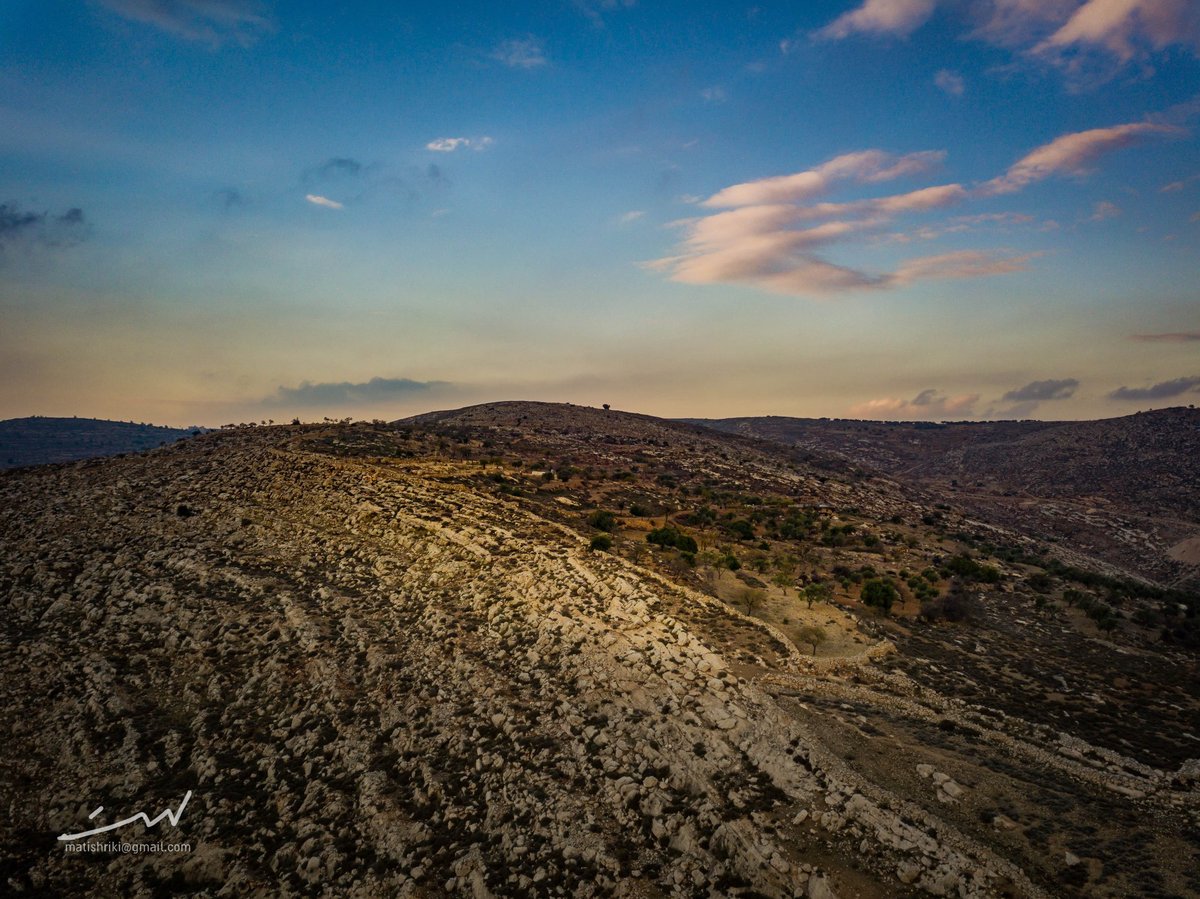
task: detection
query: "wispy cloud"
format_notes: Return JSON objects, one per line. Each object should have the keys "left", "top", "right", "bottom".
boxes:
{"left": 1087, "top": 200, "right": 1121, "bottom": 221}
{"left": 648, "top": 115, "right": 1179, "bottom": 300}
{"left": 700, "top": 86, "right": 728, "bottom": 103}
{"left": 267, "top": 377, "right": 450, "bottom": 407}
{"left": 816, "top": 0, "right": 938, "bottom": 40}
{"left": 970, "top": 0, "right": 1080, "bottom": 47}
{"left": 619, "top": 210, "right": 645, "bottom": 224}
{"left": 703, "top": 149, "right": 945, "bottom": 207}
{"left": 884, "top": 211, "right": 1037, "bottom": 243}
{"left": 213, "top": 187, "right": 247, "bottom": 211}
{"left": 492, "top": 37, "right": 548, "bottom": 69}
{"left": 981, "top": 121, "right": 1185, "bottom": 195}
{"left": 1108, "top": 376, "right": 1200, "bottom": 401}
{"left": 1003, "top": 378, "right": 1079, "bottom": 402}
{"left": 891, "top": 249, "right": 1036, "bottom": 284}
{"left": 1033, "top": 0, "right": 1200, "bottom": 64}
{"left": 934, "top": 69, "right": 965, "bottom": 96}
{"left": 1130, "top": 331, "right": 1200, "bottom": 342}
{"left": 573, "top": 0, "right": 636, "bottom": 27}
{"left": 816, "top": 0, "right": 1200, "bottom": 83}
{"left": 317, "top": 157, "right": 362, "bottom": 178}
{"left": 426, "top": 136, "right": 494, "bottom": 152}
{"left": 95, "top": 0, "right": 272, "bottom": 48}
{"left": 304, "top": 194, "right": 343, "bottom": 210}
{"left": 646, "top": 147, "right": 1043, "bottom": 297}
{"left": 0, "top": 203, "right": 89, "bottom": 251}
{"left": 850, "top": 388, "right": 979, "bottom": 420}
{"left": 300, "top": 157, "right": 368, "bottom": 189}
{"left": 992, "top": 376, "right": 1080, "bottom": 417}
{"left": 1161, "top": 173, "right": 1200, "bottom": 192}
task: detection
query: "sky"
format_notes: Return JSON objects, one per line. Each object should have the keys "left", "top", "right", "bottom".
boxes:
{"left": 1, "top": 0, "right": 1198, "bottom": 426}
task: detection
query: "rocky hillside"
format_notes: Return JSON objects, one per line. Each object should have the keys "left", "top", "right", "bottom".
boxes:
{"left": 0, "top": 417, "right": 200, "bottom": 469}
{"left": 2, "top": 404, "right": 1198, "bottom": 898}
{"left": 690, "top": 408, "right": 1200, "bottom": 588}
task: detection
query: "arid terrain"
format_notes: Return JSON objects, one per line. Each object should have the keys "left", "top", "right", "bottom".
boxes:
{"left": 1, "top": 402, "right": 1197, "bottom": 898}
{"left": 690, "top": 409, "right": 1200, "bottom": 591}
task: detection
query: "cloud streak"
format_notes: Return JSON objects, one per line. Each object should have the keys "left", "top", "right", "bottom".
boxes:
{"left": 492, "top": 37, "right": 548, "bottom": 69}
{"left": 1108, "top": 376, "right": 1200, "bottom": 401}
{"left": 981, "top": 121, "right": 1184, "bottom": 195}
{"left": 317, "top": 157, "right": 362, "bottom": 177}
{"left": 573, "top": 0, "right": 636, "bottom": 27}
{"left": 647, "top": 145, "right": 1052, "bottom": 297}
{"left": 426, "top": 136, "right": 494, "bottom": 152}
{"left": 704, "top": 150, "right": 945, "bottom": 208}
{"left": 1034, "top": 0, "right": 1200, "bottom": 63}
{"left": 816, "top": 0, "right": 1200, "bottom": 82}
{"left": 934, "top": 69, "right": 965, "bottom": 96}
{"left": 649, "top": 109, "right": 1183, "bottom": 298}
{"left": 816, "top": 0, "right": 938, "bottom": 40}
{"left": 1161, "top": 173, "right": 1200, "bottom": 192}
{"left": 850, "top": 388, "right": 979, "bottom": 420}
{"left": 304, "top": 194, "right": 343, "bottom": 210}
{"left": 1129, "top": 331, "right": 1200, "bottom": 342}
{"left": 96, "top": 0, "right": 272, "bottom": 48}
{"left": 1003, "top": 378, "right": 1080, "bottom": 402}
{"left": 267, "top": 377, "right": 451, "bottom": 407}
{"left": 0, "top": 203, "right": 89, "bottom": 250}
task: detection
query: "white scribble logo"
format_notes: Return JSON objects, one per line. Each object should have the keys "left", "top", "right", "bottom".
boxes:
{"left": 58, "top": 791, "right": 192, "bottom": 842}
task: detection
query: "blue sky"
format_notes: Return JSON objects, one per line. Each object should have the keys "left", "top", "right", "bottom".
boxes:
{"left": 1, "top": 0, "right": 1198, "bottom": 424}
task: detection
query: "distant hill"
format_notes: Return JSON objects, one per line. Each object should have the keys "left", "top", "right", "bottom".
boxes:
{"left": 0, "top": 416, "right": 200, "bottom": 469}
{"left": 686, "top": 408, "right": 1200, "bottom": 519}
{"left": 688, "top": 407, "right": 1200, "bottom": 586}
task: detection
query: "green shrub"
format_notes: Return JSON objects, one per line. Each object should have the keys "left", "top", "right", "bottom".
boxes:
{"left": 944, "top": 554, "right": 1001, "bottom": 583}
{"left": 861, "top": 578, "right": 898, "bottom": 614}
{"left": 646, "top": 527, "right": 698, "bottom": 554}
{"left": 588, "top": 509, "right": 617, "bottom": 532}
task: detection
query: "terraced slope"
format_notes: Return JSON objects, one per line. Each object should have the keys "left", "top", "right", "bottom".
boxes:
{"left": 689, "top": 408, "right": 1200, "bottom": 587}
{"left": 1, "top": 414, "right": 1197, "bottom": 898}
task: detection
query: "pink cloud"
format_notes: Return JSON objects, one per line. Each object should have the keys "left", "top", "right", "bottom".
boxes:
{"left": 1087, "top": 200, "right": 1121, "bottom": 221}
{"left": 648, "top": 146, "right": 1041, "bottom": 298}
{"left": 934, "top": 69, "right": 965, "bottom": 96}
{"left": 811, "top": 0, "right": 1200, "bottom": 81}
{"left": 703, "top": 150, "right": 944, "bottom": 208}
{"left": 816, "top": 0, "right": 938, "bottom": 40}
{"left": 1035, "top": 0, "right": 1200, "bottom": 62}
{"left": 981, "top": 121, "right": 1185, "bottom": 195}
{"left": 849, "top": 389, "right": 980, "bottom": 420}
{"left": 891, "top": 249, "right": 1037, "bottom": 284}
{"left": 970, "top": 0, "right": 1080, "bottom": 47}
{"left": 1160, "top": 173, "right": 1200, "bottom": 192}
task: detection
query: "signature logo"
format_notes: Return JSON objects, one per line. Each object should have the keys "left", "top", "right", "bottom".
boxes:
{"left": 57, "top": 791, "right": 192, "bottom": 842}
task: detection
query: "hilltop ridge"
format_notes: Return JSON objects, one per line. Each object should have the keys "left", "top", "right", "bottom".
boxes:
{"left": 0, "top": 416, "right": 200, "bottom": 469}
{"left": 1, "top": 402, "right": 1197, "bottom": 898}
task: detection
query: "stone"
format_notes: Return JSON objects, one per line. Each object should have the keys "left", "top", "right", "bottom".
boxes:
{"left": 807, "top": 872, "right": 838, "bottom": 899}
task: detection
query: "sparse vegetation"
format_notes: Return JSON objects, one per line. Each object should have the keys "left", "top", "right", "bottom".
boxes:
{"left": 587, "top": 509, "right": 618, "bottom": 532}
{"left": 646, "top": 526, "right": 698, "bottom": 554}
{"left": 796, "top": 625, "right": 826, "bottom": 656}
{"left": 861, "top": 578, "right": 898, "bottom": 614}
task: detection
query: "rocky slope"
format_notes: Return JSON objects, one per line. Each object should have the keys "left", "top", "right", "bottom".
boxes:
{"left": 689, "top": 408, "right": 1200, "bottom": 588}
{"left": 1, "top": 406, "right": 1198, "bottom": 898}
